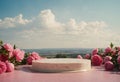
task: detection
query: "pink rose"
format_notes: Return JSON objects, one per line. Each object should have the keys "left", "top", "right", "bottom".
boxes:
{"left": 3, "top": 43, "right": 13, "bottom": 52}
{"left": 0, "top": 61, "right": 7, "bottom": 74}
{"left": 27, "top": 52, "right": 41, "bottom": 65}
{"left": 84, "top": 54, "right": 90, "bottom": 59}
{"left": 105, "top": 47, "right": 112, "bottom": 53}
{"left": 105, "top": 61, "right": 114, "bottom": 71}
{"left": 104, "top": 56, "right": 112, "bottom": 63}
{"left": 92, "top": 48, "right": 98, "bottom": 55}
{"left": 13, "top": 49, "right": 25, "bottom": 62}
{"left": 77, "top": 55, "right": 83, "bottom": 59}
{"left": 117, "top": 56, "right": 120, "bottom": 64}
{"left": 91, "top": 54, "right": 103, "bottom": 66}
{"left": 5, "top": 61, "right": 14, "bottom": 72}
{"left": 27, "top": 56, "right": 35, "bottom": 65}
{"left": 16, "top": 50, "right": 24, "bottom": 62}
{"left": 31, "top": 52, "right": 41, "bottom": 60}
{"left": 0, "top": 54, "right": 8, "bottom": 62}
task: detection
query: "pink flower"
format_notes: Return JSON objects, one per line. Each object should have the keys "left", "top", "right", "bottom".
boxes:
{"left": 111, "top": 50, "right": 116, "bottom": 55}
{"left": 117, "top": 47, "right": 120, "bottom": 51}
{"left": 77, "top": 55, "right": 83, "bottom": 59}
{"left": 0, "top": 61, "right": 7, "bottom": 74}
{"left": 27, "top": 52, "right": 41, "bottom": 65}
{"left": 84, "top": 54, "right": 90, "bottom": 59}
{"left": 118, "top": 51, "right": 120, "bottom": 55}
{"left": 91, "top": 54, "right": 103, "bottom": 66}
{"left": 31, "top": 52, "right": 41, "bottom": 60}
{"left": 117, "top": 56, "right": 120, "bottom": 64}
{"left": 105, "top": 61, "right": 114, "bottom": 71}
{"left": 0, "top": 54, "right": 8, "bottom": 62}
{"left": 5, "top": 61, "right": 14, "bottom": 72}
{"left": 3, "top": 43, "right": 13, "bottom": 52}
{"left": 105, "top": 47, "right": 112, "bottom": 53}
{"left": 92, "top": 48, "right": 98, "bottom": 55}
{"left": 27, "top": 56, "right": 35, "bottom": 65}
{"left": 13, "top": 48, "right": 25, "bottom": 62}
{"left": 9, "top": 51, "right": 13, "bottom": 58}
{"left": 104, "top": 56, "right": 112, "bottom": 63}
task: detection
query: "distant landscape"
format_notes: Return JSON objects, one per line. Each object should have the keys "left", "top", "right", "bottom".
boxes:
{"left": 23, "top": 48, "right": 94, "bottom": 58}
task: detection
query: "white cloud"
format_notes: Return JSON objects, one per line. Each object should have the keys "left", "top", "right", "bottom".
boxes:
{"left": 1, "top": 9, "right": 120, "bottom": 48}
{"left": 38, "top": 9, "right": 65, "bottom": 33}
{"left": 0, "top": 14, "right": 31, "bottom": 28}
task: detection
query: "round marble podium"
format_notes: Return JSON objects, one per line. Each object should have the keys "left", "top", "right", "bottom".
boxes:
{"left": 31, "top": 58, "right": 91, "bottom": 73}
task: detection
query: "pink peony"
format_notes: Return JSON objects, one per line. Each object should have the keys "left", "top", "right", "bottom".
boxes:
{"left": 104, "top": 56, "right": 112, "bottom": 63}
{"left": 27, "top": 56, "right": 35, "bottom": 65}
{"left": 0, "top": 54, "right": 8, "bottom": 62}
{"left": 105, "top": 61, "right": 114, "bottom": 71}
{"left": 27, "top": 52, "right": 41, "bottom": 65}
{"left": 0, "top": 61, "right": 7, "bottom": 74}
{"left": 13, "top": 49, "right": 25, "bottom": 62}
{"left": 3, "top": 43, "right": 13, "bottom": 52}
{"left": 9, "top": 51, "right": 13, "bottom": 58}
{"left": 5, "top": 61, "right": 14, "bottom": 72}
{"left": 117, "top": 56, "right": 120, "bottom": 64}
{"left": 105, "top": 47, "right": 112, "bottom": 53}
{"left": 84, "top": 54, "right": 90, "bottom": 59}
{"left": 77, "top": 55, "right": 83, "bottom": 59}
{"left": 92, "top": 48, "right": 98, "bottom": 55}
{"left": 91, "top": 54, "right": 103, "bottom": 66}
{"left": 31, "top": 52, "right": 41, "bottom": 60}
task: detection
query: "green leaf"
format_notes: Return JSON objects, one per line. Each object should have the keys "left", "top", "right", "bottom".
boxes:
{"left": 0, "top": 40, "right": 3, "bottom": 46}
{"left": 110, "top": 42, "right": 114, "bottom": 48}
{"left": 13, "top": 44, "right": 16, "bottom": 49}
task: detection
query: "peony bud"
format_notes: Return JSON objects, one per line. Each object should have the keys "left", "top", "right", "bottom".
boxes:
{"left": 84, "top": 54, "right": 90, "bottom": 59}
{"left": 92, "top": 48, "right": 98, "bottom": 55}
{"left": 77, "top": 55, "right": 83, "bottom": 59}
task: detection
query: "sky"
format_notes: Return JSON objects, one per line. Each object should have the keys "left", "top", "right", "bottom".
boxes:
{"left": 0, "top": 0, "right": 120, "bottom": 49}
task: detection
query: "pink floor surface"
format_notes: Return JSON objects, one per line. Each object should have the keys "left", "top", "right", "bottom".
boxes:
{"left": 0, "top": 65, "right": 120, "bottom": 82}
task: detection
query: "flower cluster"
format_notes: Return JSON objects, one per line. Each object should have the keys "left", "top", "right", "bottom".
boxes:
{"left": 77, "top": 54, "right": 91, "bottom": 59}
{"left": 0, "top": 40, "right": 42, "bottom": 74}
{"left": 0, "top": 40, "right": 25, "bottom": 74}
{"left": 91, "top": 43, "right": 120, "bottom": 71}
{"left": 77, "top": 43, "right": 120, "bottom": 71}
{"left": 27, "top": 52, "right": 43, "bottom": 65}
